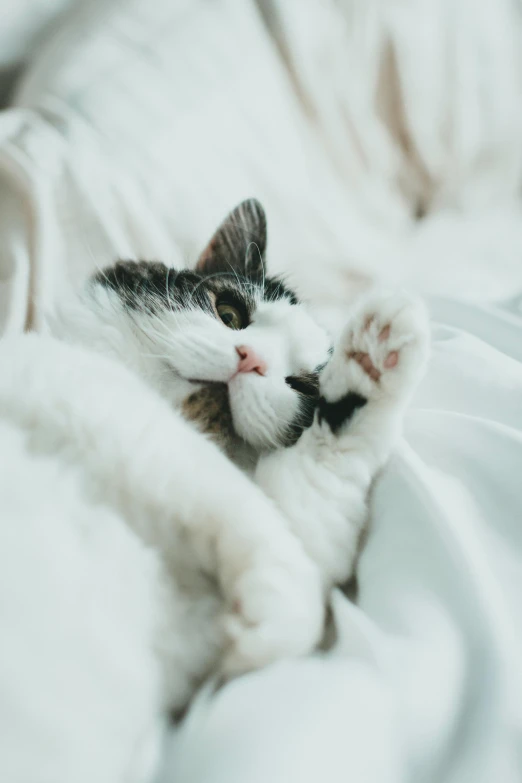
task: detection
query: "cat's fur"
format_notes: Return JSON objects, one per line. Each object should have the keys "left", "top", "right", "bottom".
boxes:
{"left": 0, "top": 199, "right": 429, "bottom": 782}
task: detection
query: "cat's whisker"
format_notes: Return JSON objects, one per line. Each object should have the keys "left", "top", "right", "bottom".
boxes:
{"left": 164, "top": 267, "right": 178, "bottom": 315}
{"left": 77, "top": 198, "right": 329, "bottom": 454}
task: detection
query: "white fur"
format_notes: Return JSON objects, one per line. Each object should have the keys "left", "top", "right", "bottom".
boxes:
{"left": 257, "top": 292, "right": 430, "bottom": 587}
{"left": 0, "top": 285, "right": 428, "bottom": 781}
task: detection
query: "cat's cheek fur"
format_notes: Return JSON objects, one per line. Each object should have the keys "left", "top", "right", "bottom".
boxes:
{"left": 152, "top": 313, "right": 240, "bottom": 384}
{"left": 228, "top": 374, "right": 300, "bottom": 449}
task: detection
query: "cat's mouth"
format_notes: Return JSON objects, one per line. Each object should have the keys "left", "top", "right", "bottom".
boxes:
{"left": 186, "top": 377, "right": 222, "bottom": 386}
{"left": 185, "top": 368, "right": 258, "bottom": 386}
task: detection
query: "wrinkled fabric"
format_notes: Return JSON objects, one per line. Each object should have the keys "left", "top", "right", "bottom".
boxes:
{"left": 0, "top": 1, "right": 522, "bottom": 781}
{"left": 2, "top": 0, "right": 522, "bottom": 336}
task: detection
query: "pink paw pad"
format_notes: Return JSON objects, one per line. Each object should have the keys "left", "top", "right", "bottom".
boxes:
{"left": 348, "top": 350, "right": 380, "bottom": 381}
{"left": 384, "top": 350, "right": 398, "bottom": 369}
{"left": 348, "top": 319, "right": 400, "bottom": 380}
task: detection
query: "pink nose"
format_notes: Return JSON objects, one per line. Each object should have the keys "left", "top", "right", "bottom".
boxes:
{"left": 236, "top": 345, "right": 267, "bottom": 376}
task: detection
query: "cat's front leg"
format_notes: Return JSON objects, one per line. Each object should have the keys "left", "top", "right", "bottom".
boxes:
{"left": 209, "top": 482, "right": 324, "bottom": 677}
{"left": 115, "top": 402, "right": 326, "bottom": 681}
{"left": 256, "top": 292, "right": 430, "bottom": 588}
{"left": 108, "top": 398, "right": 326, "bottom": 681}
{"left": 0, "top": 336, "right": 323, "bottom": 696}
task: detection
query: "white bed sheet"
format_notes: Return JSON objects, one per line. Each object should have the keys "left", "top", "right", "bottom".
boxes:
{"left": 0, "top": 1, "right": 521, "bottom": 781}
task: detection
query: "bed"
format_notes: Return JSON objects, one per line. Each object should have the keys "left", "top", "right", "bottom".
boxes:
{"left": 1, "top": 1, "right": 521, "bottom": 781}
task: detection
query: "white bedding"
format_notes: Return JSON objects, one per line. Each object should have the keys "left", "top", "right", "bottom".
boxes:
{"left": 1, "top": 1, "right": 522, "bottom": 781}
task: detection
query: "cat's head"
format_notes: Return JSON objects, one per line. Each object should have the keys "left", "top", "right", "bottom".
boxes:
{"left": 88, "top": 199, "right": 331, "bottom": 452}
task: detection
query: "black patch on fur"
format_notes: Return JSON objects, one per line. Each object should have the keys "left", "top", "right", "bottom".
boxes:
{"left": 93, "top": 261, "right": 214, "bottom": 315}
{"left": 317, "top": 391, "right": 367, "bottom": 434}
{"left": 93, "top": 261, "right": 300, "bottom": 318}
{"left": 195, "top": 199, "right": 298, "bottom": 305}
{"left": 196, "top": 198, "right": 267, "bottom": 279}
{"left": 285, "top": 373, "right": 319, "bottom": 398}
{"left": 284, "top": 371, "right": 321, "bottom": 445}
{"left": 264, "top": 277, "right": 299, "bottom": 305}
{"left": 92, "top": 200, "right": 301, "bottom": 318}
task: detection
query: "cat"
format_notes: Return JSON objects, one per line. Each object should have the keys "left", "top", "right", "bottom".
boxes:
{"left": 0, "top": 198, "right": 428, "bottom": 781}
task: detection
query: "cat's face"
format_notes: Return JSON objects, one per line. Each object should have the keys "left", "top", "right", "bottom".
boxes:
{"left": 90, "top": 199, "right": 331, "bottom": 452}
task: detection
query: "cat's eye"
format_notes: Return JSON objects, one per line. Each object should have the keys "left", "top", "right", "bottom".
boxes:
{"left": 217, "top": 302, "right": 244, "bottom": 330}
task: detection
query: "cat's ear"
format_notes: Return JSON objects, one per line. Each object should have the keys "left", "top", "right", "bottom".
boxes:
{"left": 196, "top": 198, "right": 266, "bottom": 279}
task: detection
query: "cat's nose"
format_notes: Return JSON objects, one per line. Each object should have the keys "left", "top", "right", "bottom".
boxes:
{"left": 235, "top": 345, "right": 267, "bottom": 376}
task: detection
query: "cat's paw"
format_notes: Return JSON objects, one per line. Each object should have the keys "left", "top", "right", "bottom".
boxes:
{"left": 321, "top": 291, "right": 430, "bottom": 405}
{"left": 221, "top": 546, "right": 324, "bottom": 677}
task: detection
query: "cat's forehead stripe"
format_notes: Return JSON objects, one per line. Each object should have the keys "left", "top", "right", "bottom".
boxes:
{"left": 262, "top": 277, "right": 299, "bottom": 305}
{"left": 94, "top": 261, "right": 300, "bottom": 318}
{"left": 93, "top": 261, "right": 215, "bottom": 314}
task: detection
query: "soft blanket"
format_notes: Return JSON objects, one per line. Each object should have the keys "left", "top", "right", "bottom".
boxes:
{"left": 0, "top": 1, "right": 521, "bottom": 781}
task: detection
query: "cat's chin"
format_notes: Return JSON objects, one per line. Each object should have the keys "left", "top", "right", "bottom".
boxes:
{"left": 228, "top": 373, "right": 298, "bottom": 451}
